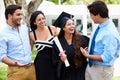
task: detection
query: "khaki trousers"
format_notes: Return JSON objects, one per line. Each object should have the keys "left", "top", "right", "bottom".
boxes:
{"left": 7, "top": 63, "right": 36, "bottom": 80}
{"left": 85, "top": 64, "right": 114, "bottom": 80}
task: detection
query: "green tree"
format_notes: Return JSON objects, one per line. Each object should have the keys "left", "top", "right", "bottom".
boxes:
{"left": 48, "top": 0, "right": 120, "bottom": 5}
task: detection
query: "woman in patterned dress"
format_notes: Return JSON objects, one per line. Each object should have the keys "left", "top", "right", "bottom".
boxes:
{"left": 29, "top": 11, "right": 58, "bottom": 80}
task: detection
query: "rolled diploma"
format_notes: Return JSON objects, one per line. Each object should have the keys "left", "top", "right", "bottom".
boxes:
{"left": 54, "top": 36, "right": 70, "bottom": 67}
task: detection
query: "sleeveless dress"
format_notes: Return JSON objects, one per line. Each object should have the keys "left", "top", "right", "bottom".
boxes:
{"left": 33, "top": 26, "right": 57, "bottom": 80}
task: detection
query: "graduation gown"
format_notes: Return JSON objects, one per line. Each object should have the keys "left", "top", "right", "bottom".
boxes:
{"left": 53, "top": 37, "right": 87, "bottom": 80}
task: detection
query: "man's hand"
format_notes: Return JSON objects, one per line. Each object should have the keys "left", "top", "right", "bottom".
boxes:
{"left": 80, "top": 47, "right": 89, "bottom": 57}
{"left": 14, "top": 62, "right": 31, "bottom": 67}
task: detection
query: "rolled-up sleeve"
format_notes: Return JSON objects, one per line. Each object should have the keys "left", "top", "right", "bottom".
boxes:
{"left": 101, "top": 35, "right": 118, "bottom": 62}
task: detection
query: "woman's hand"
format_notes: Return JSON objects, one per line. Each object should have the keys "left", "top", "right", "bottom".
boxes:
{"left": 60, "top": 53, "right": 67, "bottom": 62}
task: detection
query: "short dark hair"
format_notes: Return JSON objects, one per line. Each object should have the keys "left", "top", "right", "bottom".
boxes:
{"left": 87, "top": 1, "right": 109, "bottom": 18}
{"left": 5, "top": 4, "right": 22, "bottom": 20}
{"left": 30, "top": 11, "right": 45, "bottom": 30}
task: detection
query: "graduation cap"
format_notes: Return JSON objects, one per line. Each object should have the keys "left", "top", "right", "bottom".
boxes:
{"left": 53, "top": 11, "right": 74, "bottom": 28}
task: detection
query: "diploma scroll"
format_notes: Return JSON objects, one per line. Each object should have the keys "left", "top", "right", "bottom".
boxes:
{"left": 54, "top": 36, "right": 70, "bottom": 67}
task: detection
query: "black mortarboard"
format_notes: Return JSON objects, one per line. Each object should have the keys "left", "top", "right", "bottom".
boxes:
{"left": 53, "top": 11, "right": 74, "bottom": 28}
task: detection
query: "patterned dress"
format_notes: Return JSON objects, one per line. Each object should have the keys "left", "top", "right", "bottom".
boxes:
{"left": 33, "top": 27, "right": 57, "bottom": 80}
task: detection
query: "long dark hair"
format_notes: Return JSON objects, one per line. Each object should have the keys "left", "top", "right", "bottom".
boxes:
{"left": 73, "top": 34, "right": 89, "bottom": 67}
{"left": 30, "top": 11, "right": 45, "bottom": 31}
{"left": 58, "top": 18, "right": 89, "bottom": 67}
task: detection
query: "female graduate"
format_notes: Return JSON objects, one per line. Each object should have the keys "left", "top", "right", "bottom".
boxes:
{"left": 53, "top": 12, "right": 89, "bottom": 80}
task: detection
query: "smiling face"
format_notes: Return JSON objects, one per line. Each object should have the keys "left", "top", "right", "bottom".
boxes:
{"left": 9, "top": 9, "right": 22, "bottom": 26}
{"left": 63, "top": 19, "right": 75, "bottom": 35}
{"left": 34, "top": 14, "right": 46, "bottom": 28}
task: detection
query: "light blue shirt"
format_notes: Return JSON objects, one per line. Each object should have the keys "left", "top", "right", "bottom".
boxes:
{"left": 88, "top": 19, "right": 120, "bottom": 66}
{"left": 0, "top": 23, "right": 32, "bottom": 64}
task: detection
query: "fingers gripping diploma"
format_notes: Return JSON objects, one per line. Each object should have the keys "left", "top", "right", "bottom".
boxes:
{"left": 59, "top": 51, "right": 67, "bottom": 62}
{"left": 59, "top": 52, "right": 70, "bottom": 67}
{"left": 54, "top": 36, "right": 70, "bottom": 67}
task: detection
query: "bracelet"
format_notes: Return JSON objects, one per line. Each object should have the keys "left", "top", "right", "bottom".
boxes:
{"left": 59, "top": 50, "right": 66, "bottom": 56}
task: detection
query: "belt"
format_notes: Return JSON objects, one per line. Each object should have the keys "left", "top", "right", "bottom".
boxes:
{"left": 9, "top": 63, "right": 33, "bottom": 67}
{"left": 23, "top": 63, "right": 33, "bottom": 67}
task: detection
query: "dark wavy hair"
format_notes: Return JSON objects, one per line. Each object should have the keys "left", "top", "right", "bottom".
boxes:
{"left": 87, "top": 0, "right": 109, "bottom": 18}
{"left": 30, "top": 11, "right": 45, "bottom": 31}
{"left": 73, "top": 34, "right": 89, "bottom": 68}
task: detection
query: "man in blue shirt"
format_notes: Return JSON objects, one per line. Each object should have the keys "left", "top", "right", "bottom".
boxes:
{"left": 0, "top": 5, "right": 36, "bottom": 80}
{"left": 80, "top": 1, "right": 120, "bottom": 80}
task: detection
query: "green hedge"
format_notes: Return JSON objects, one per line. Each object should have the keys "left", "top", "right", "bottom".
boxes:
{"left": 0, "top": 63, "right": 7, "bottom": 80}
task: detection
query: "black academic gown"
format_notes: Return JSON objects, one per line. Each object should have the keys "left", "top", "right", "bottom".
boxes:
{"left": 53, "top": 37, "right": 87, "bottom": 80}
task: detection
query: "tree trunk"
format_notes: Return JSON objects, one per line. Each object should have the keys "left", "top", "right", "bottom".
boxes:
{"left": 26, "top": 0, "right": 43, "bottom": 27}
{"left": 0, "top": 0, "right": 6, "bottom": 26}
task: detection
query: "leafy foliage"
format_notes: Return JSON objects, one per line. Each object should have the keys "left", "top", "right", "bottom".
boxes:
{"left": 0, "top": 63, "right": 7, "bottom": 80}
{"left": 48, "top": 0, "right": 120, "bottom": 4}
